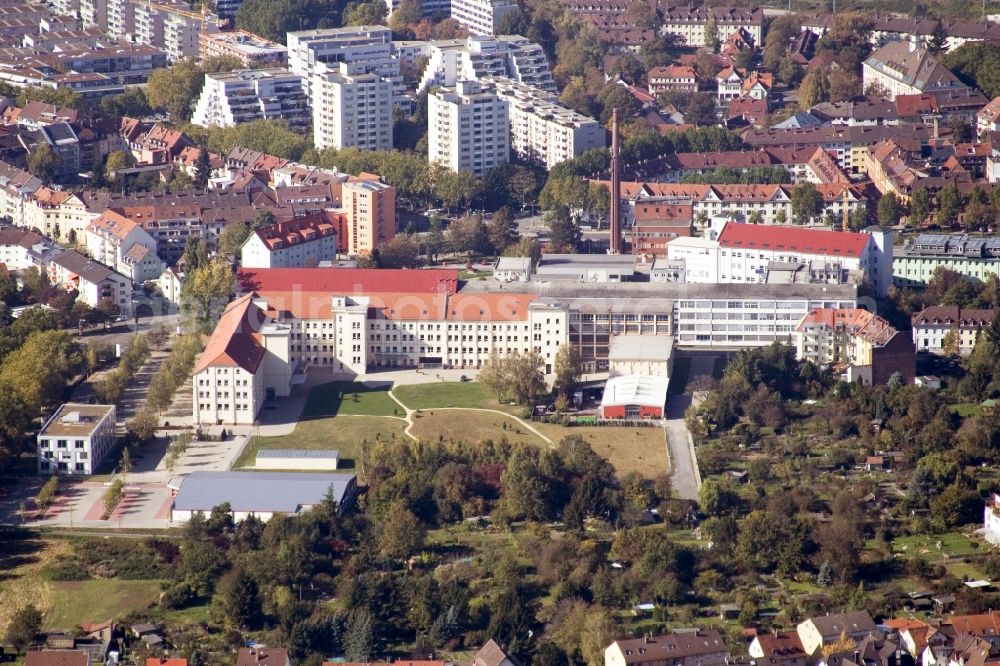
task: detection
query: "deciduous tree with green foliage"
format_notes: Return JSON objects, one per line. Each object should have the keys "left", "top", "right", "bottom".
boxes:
{"left": 145, "top": 60, "right": 204, "bottom": 121}
{"left": 181, "top": 259, "right": 235, "bottom": 333}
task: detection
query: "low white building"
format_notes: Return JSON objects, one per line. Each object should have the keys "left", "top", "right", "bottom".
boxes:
{"left": 37, "top": 403, "right": 116, "bottom": 475}
{"left": 85, "top": 210, "right": 163, "bottom": 284}
{"left": 170, "top": 471, "right": 357, "bottom": 522}
{"left": 240, "top": 217, "right": 339, "bottom": 269}
{"left": 157, "top": 266, "right": 183, "bottom": 305}
{"left": 0, "top": 226, "right": 47, "bottom": 271}
{"left": 608, "top": 335, "right": 674, "bottom": 378}
{"left": 666, "top": 221, "right": 893, "bottom": 296}
{"left": 493, "top": 256, "right": 532, "bottom": 282}
{"left": 534, "top": 254, "right": 636, "bottom": 282}
{"left": 255, "top": 449, "right": 340, "bottom": 470}
{"left": 47, "top": 250, "right": 133, "bottom": 314}
{"left": 985, "top": 494, "right": 1000, "bottom": 546}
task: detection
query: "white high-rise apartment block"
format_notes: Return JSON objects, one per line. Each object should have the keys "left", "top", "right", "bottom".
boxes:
{"left": 418, "top": 35, "right": 555, "bottom": 93}
{"left": 192, "top": 69, "right": 310, "bottom": 134}
{"left": 106, "top": 0, "right": 133, "bottom": 39}
{"left": 49, "top": 0, "right": 82, "bottom": 20}
{"left": 80, "top": 0, "right": 107, "bottom": 29}
{"left": 489, "top": 77, "right": 605, "bottom": 169}
{"left": 287, "top": 26, "right": 397, "bottom": 102}
{"left": 312, "top": 62, "right": 393, "bottom": 151}
{"left": 449, "top": 0, "right": 518, "bottom": 36}
{"left": 132, "top": 0, "right": 220, "bottom": 62}
{"left": 429, "top": 80, "right": 509, "bottom": 177}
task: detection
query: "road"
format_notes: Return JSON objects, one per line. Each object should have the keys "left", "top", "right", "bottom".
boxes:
{"left": 663, "top": 352, "right": 718, "bottom": 500}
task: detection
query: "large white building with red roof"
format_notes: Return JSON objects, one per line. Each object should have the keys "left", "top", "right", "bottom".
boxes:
{"left": 240, "top": 215, "right": 340, "bottom": 269}
{"left": 194, "top": 268, "right": 568, "bottom": 424}
{"left": 667, "top": 220, "right": 893, "bottom": 295}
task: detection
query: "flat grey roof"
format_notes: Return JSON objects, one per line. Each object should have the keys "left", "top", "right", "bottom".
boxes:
{"left": 172, "top": 471, "right": 355, "bottom": 513}
{"left": 536, "top": 253, "right": 636, "bottom": 275}
{"left": 494, "top": 256, "right": 531, "bottom": 271}
{"left": 609, "top": 335, "right": 674, "bottom": 361}
{"left": 256, "top": 449, "right": 340, "bottom": 459}
{"left": 463, "top": 279, "right": 858, "bottom": 301}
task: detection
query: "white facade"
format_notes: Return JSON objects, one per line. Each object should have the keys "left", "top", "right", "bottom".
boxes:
{"left": 312, "top": 62, "right": 394, "bottom": 151}
{"left": 666, "top": 237, "right": 720, "bottom": 283}
{"left": 157, "top": 267, "right": 182, "bottom": 305}
{"left": 192, "top": 69, "right": 310, "bottom": 133}
{"left": 37, "top": 404, "right": 116, "bottom": 475}
{"left": 132, "top": 0, "right": 220, "bottom": 63}
{"left": 85, "top": 212, "right": 163, "bottom": 284}
{"left": 985, "top": 495, "right": 1000, "bottom": 546}
{"left": 450, "top": 0, "right": 518, "bottom": 36}
{"left": 429, "top": 80, "right": 510, "bottom": 177}
{"left": 286, "top": 26, "right": 398, "bottom": 103}
{"left": 240, "top": 221, "right": 339, "bottom": 269}
{"left": 418, "top": 35, "right": 555, "bottom": 93}
{"left": 489, "top": 77, "right": 605, "bottom": 169}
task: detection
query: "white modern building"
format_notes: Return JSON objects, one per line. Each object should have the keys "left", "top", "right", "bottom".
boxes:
{"left": 666, "top": 221, "right": 893, "bottom": 296}
{"left": 240, "top": 217, "right": 339, "bottom": 269}
{"left": 38, "top": 404, "right": 116, "bottom": 475}
{"left": 429, "top": 80, "right": 509, "bottom": 177}
{"left": 191, "top": 69, "right": 310, "bottom": 134}
{"left": 418, "top": 35, "right": 555, "bottom": 93}
{"left": 132, "top": 0, "right": 221, "bottom": 63}
{"left": 312, "top": 61, "right": 394, "bottom": 151}
{"left": 489, "top": 77, "right": 605, "bottom": 169}
{"left": 449, "top": 0, "right": 518, "bottom": 36}
{"left": 286, "top": 26, "right": 398, "bottom": 103}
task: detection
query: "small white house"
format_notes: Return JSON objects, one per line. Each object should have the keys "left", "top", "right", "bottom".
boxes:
{"left": 38, "top": 403, "right": 116, "bottom": 475}
{"left": 985, "top": 494, "right": 1000, "bottom": 546}
{"left": 255, "top": 449, "right": 339, "bottom": 470}
{"left": 493, "top": 256, "right": 532, "bottom": 282}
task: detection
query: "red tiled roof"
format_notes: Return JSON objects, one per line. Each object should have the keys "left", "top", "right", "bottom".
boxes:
{"left": 192, "top": 294, "right": 266, "bottom": 375}
{"left": 146, "top": 660, "right": 189, "bottom": 666}
{"left": 754, "top": 632, "right": 805, "bottom": 657}
{"left": 25, "top": 652, "right": 89, "bottom": 666}
{"left": 236, "top": 268, "right": 459, "bottom": 296}
{"left": 718, "top": 221, "right": 871, "bottom": 257}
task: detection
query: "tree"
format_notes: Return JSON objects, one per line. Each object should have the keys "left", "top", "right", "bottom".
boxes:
{"left": 344, "top": 609, "right": 376, "bottom": 662}
{"left": 909, "top": 187, "right": 931, "bottom": 226}
{"left": 487, "top": 206, "right": 518, "bottom": 253}
{"left": 127, "top": 412, "right": 158, "bottom": 443}
{"left": 553, "top": 343, "right": 582, "bottom": 398}
{"left": 937, "top": 183, "right": 963, "bottom": 226}
{"left": 546, "top": 207, "right": 579, "bottom": 252}
{"left": 447, "top": 215, "right": 490, "bottom": 257}
{"left": 378, "top": 504, "right": 426, "bottom": 559}
{"left": 218, "top": 568, "right": 262, "bottom": 629}
{"left": 145, "top": 60, "right": 204, "bottom": 121}
{"left": 4, "top": 603, "right": 42, "bottom": 652}
{"left": 236, "top": 0, "right": 342, "bottom": 42}
{"left": 378, "top": 234, "right": 422, "bottom": 268}
{"left": 99, "top": 87, "right": 151, "bottom": 119}
{"left": 27, "top": 143, "right": 62, "bottom": 182}
{"left": 181, "top": 259, "right": 236, "bottom": 332}
{"left": 797, "top": 69, "right": 830, "bottom": 108}
{"left": 217, "top": 222, "right": 251, "bottom": 258}
{"left": 342, "top": 1, "right": 386, "bottom": 25}
{"left": 704, "top": 13, "right": 720, "bottom": 51}
{"left": 877, "top": 192, "right": 904, "bottom": 227}
{"left": 193, "top": 147, "right": 211, "bottom": 190}
{"left": 790, "top": 183, "right": 823, "bottom": 225}
{"left": 103, "top": 150, "right": 131, "bottom": 183}
{"left": 479, "top": 350, "right": 546, "bottom": 404}
{"left": 929, "top": 19, "right": 949, "bottom": 55}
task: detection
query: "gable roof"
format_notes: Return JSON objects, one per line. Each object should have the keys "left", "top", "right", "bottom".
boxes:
{"left": 611, "top": 630, "right": 728, "bottom": 663}
{"left": 476, "top": 640, "right": 521, "bottom": 666}
{"left": 192, "top": 294, "right": 266, "bottom": 375}
{"left": 804, "top": 610, "right": 876, "bottom": 637}
{"left": 864, "top": 41, "right": 964, "bottom": 93}
{"left": 912, "top": 306, "right": 1000, "bottom": 328}
{"left": 178, "top": 476, "right": 354, "bottom": 515}
{"left": 236, "top": 268, "right": 459, "bottom": 296}
{"left": 718, "top": 222, "right": 871, "bottom": 258}
{"left": 25, "top": 652, "right": 90, "bottom": 666}
{"left": 754, "top": 632, "right": 806, "bottom": 657}
{"left": 235, "top": 648, "right": 289, "bottom": 666}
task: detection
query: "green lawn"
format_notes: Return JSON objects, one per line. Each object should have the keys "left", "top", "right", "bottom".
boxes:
{"left": 45, "top": 579, "right": 163, "bottom": 629}
{"left": 302, "top": 381, "right": 400, "bottom": 418}
{"left": 410, "top": 409, "right": 544, "bottom": 447}
{"left": 234, "top": 415, "right": 407, "bottom": 469}
{"left": 891, "top": 532, "right": 981, "bottom": 558}
{"left": 393, "top": 381, "right": 509, "bottom": 411}
{"left": 950, "top": 403, "right": 986, "bottom": 417}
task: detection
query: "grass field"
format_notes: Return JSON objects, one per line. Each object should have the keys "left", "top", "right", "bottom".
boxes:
{"left": 45, "top": 579, "right": 163, "bottom": 629}
{"left": 234, "top": 415, "right": 408, "bottom": 469}
{"left": 949, "top": 403, "right": 987, "bottom": 418}
{"left": 393, "top": 381, "right": 514, "bottom": 411}
{"left": 891, "top": 532, "right": 981, "bottom": 558}
{"left": 302, "top": 381, "right": 400, "bottom": 418}
{"left": 409, "top": 409, "right": 544, "bottom": 446}
{"left": 532, "top": 424, "right": 668, "bottom": 478}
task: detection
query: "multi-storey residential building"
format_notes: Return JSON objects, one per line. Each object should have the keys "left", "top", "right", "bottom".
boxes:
{"left": 429, "top": 80, "right": 509, "bottom": 177}
{"left": 85, "top": 209, "right": 163, "bottom": 283}
{"left": 862, "top": 41, "right": 966, "bottom": 101}
{"left": 911, "top": 306, "right": 1000, "bottom": 355}
{"left": 978, "top": 97, "right": 1000, "bottom": 137}
{"left": 660, "top": 5, "right": 763, "bottom": 48}
{"left": 214, "top": 0, "right": 246, "bottom": 19}
{"left": 487, "top": 77, "right": 604, "bottom": 169}
{"left": 418, "top": 35, "right": 555, "bottom": 93}
{"left": 37, "top": 404, "right": 116, "bottom": 475}
{"left": 666, "top": 221, "right": 893, "bottom": 295}
{"left": 47, "top": 249, "right": 133, "bottom": 312}
{"left": 199, "top": 30, "right": 288, "bottom": 68}
{"left": 132, "top": 0, "right": 221, "bottom": 63}
{"left": 650, "top": 147, "right": 847, "bottom": 185}
{"left": 241, "top": 216, "right": 339, "bottom": 268}
{"left": 893, "top": 233, "right": 1000, "bottom": 287}
{"left": 606, "top": 631, "right": 729, "bottom": 666}
{"left": 647, "top": 65, "right": 698, "bottom": 95}
{"left": 312, "top": 61, "right": 393, "bottom": 151}
{"left": 287, "top": 26, "right": 398, "bottom": 103}
{"left": 449, "top": 0, "right": 518, "bottom": 36}
{"left": 191, "top": 69, "right": 310, "bottom": 134}
{"left": 340, "top": 176, "right": 396, "bottom": 254}
{"left": 79, "top": 0, "right": 108, "bottom": 29}
{"left": 793, "top": 308, "right": 915, "bottom": 385}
